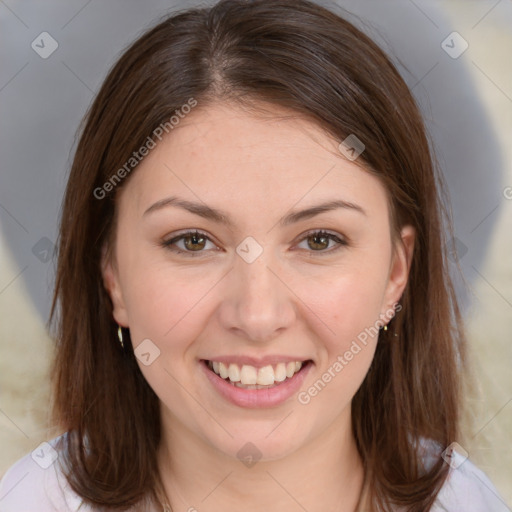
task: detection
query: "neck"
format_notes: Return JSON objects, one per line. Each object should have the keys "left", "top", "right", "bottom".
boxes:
{"left": 156, "top": 405, "right": 365, "bottom": 512}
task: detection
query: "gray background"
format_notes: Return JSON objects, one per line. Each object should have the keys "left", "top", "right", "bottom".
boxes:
{"left": 1, "top": 0, "right": 511, "bottom": 506}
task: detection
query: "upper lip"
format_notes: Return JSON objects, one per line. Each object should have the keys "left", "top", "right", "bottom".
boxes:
{"left": 201, "top": 355, "right": 312, "bottom": 368}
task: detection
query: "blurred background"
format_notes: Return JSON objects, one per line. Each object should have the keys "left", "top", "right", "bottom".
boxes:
{"left": 0, "top": 0, "right": 511, "bottom": 507}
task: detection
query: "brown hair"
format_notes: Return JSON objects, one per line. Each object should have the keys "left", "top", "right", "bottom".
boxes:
{"left": 49, "top": 0, "right": 467, "bottom": 510}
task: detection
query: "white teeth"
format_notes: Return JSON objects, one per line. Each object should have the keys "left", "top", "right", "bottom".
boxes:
{"left": 257, "top": 365, "right": 275, "bottom": 386}
{"left": 286, "top": 361, "right": 296, "bottom": 378}
{"left": 240, "top": 365, "right": 258, "bottom": 385}
{"left": 208, "top": 360, "right": 305, "bottom": 386}
{"left": 228, "top": 364, "right": 241, "bottom": 382}
{"left": 274, "top": 363, "right": 287, "bottom": 382}
{"left": 219, "top": 362, "right": 229, "bottom": 379}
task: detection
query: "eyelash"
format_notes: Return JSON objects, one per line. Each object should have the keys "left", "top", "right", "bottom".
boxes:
{"left": 160, "top": 229, "right": 348, "bottom": 257}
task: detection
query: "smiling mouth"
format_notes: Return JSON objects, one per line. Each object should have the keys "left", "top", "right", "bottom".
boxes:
{"left": 202, "top": 359, "right": 313, "bottom": 389}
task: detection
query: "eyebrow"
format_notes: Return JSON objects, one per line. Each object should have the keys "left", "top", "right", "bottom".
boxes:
{"left": 142, "top": 196, "right": 366, "bottom": 227}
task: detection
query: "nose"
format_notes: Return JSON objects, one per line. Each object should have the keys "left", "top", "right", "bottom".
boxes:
{"left": 217, "top": 251, "right": 296, "bottom": 343}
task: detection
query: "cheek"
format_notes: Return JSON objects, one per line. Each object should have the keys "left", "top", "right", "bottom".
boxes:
{"left": 119, "top": 265, "right": 221, "bottom": 408}
{"left": 296, "top": 273, "right": 383, "bottom": 412}
{"left": 119, "top": 256, "right": 221, "bottom": 346}
{"left": 301, "top": 266, "right": 388, "bottom": 346}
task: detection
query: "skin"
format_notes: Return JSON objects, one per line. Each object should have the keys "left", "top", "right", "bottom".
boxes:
{"left": 101, "top": 101, "right": 415, "bottom": 512}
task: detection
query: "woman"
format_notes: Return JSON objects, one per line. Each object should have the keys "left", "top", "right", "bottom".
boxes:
{"left": 0, "top": 0, "right": 508, "bottom": 511}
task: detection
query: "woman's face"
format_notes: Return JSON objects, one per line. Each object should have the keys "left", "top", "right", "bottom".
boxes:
{"left": 102, "top": 101, "right": 414, "bottom": 461}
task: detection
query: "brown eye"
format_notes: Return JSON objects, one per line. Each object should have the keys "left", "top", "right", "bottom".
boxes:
{"left": 162, "top": 230, "right": 216, "bottom": 255}
{"left": 307, "top": 232, "right": 330, "bottom": 251}
{"left": 296, "top": 230, "right": 347, "bottom": 253}
{"left": 183, "top": 233, "right": 207, "bottom": 251}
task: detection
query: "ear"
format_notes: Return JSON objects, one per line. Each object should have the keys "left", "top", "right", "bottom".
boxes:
{"left": 101, "top": 243, "right": 129, "bottom": 327}
{"left": 381, "top": 225, "right": 415, "bottom": 317}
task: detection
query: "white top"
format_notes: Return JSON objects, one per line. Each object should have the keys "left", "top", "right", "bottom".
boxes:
{"left": 0, "top": 433, "right": 509, "bottom": 511}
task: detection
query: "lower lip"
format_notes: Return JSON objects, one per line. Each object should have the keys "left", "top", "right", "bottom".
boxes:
{"left": 201, "top": 360, "right": 313, "bottom": 408}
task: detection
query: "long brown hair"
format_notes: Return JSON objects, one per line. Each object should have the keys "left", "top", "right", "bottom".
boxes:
{"left": 49, "top": 0, "right": 467, "bottom": 510}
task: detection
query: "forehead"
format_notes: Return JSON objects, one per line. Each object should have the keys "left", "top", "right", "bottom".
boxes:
{"left": 118, "top": 101, "right": 389, "bottom": 223}
{"left": 161, "top": 101, "right": 343, "bottom": 164}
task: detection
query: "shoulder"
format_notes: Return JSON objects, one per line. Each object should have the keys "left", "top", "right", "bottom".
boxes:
{"left": 417, "top": 438, "right": 511, "bottom": 512}
{"left": 0, "top": 433, "right": 93, "bottom": 512}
